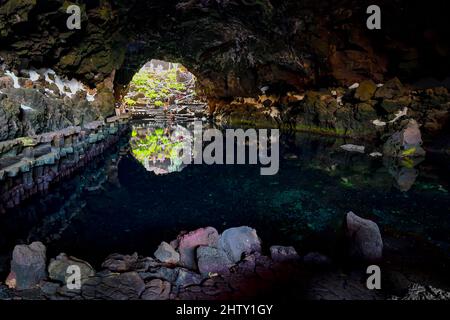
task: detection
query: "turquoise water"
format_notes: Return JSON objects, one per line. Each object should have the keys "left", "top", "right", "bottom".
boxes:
{"left": 0, "top": 119, "right": 449, "bottom": 285}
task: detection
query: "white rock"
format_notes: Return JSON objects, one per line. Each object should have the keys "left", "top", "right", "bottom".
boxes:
{"left": 20, "top": 104, "right": 34, "bottom": 111}
{"left": 372, "top": 119, "right": 386, "bottom": 126}
{"left": 260, "top": 86, "right": 269, "bottom": 94}
{"left": 28, "top": 70, "right": 40, "bottom": 81}
{"left": 5, "top": 70, "right": 20, "bottom": 88}
{"left": 389, "top": 107, "right": 408, "bottom": 123}
{"left": 369, "top": 152, "right": 383, "bottom": 157}
{"left": 340, "top": 144, "right": 365, "bottom": 153}
{"left": 87, "top": 93, "right": 96, "bottom": 102}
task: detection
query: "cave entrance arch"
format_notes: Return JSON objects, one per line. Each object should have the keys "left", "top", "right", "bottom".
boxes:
{"left": 118, "top": 59, "right": 204, "bottom": 117}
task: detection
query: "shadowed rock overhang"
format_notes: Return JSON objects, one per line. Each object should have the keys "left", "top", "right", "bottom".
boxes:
{"left": 0, "top": 0, "right": 449, "bottom": 100}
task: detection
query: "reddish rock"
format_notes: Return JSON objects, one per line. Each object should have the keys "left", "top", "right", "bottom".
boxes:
{"left": 178, "top": 227, "right": 219, "bottom": 270}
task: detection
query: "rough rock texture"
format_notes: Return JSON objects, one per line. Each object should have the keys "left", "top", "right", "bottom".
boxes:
{"left": 197, "top": 246, "right": 233, "bottom": 275}
{"left": 6, "top": 225, "right": 446, "bottom": 301}
{"left": 101, "top": 253, "right": 139, "bottom": 272}
{"left": 0, "top": 116, "right": 128, "bottom": 212}
{"left": 178, "top": 226, "right": 219, "bottom": 270}
{"left": 383, "top": 119, "right": 426, "bottom": 157}
{"left": 0, "top": 1, "right": 448, "bottom": 152}
{"left": 1, "top": 1, "right": 449, "bottom": 98}
{"left": 391, "top": 283, "right": 450, "bottom": 300}
{"left": 141, "top": 279, "right": 171, "bottom": 300}
{"left": 0, "top": 67, "right": 112, "bottom": 141}
{"left": 48, "top": 253, "right": 95, "bottom": 285}
{"left": 270, "top": 246, "right": 300, "bottom": 263}
{"left": 154, "top": 242, "right": 180, "bottom": 264}
{"left": 81, "top": 271, "right": 145, "bottom": 300}
{"left": 8, "top": 242, "right": 47, "bottom": 290}
{"left": 218, "top": 226, "right": 261, "bottom": 263}
{"left": 346, "top": 211, "right": 383, "bottom": 262}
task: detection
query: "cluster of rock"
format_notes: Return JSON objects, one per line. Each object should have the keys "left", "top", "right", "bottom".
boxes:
{"left": 211, "top": 78, "right": 449, "bottom": 154}
{"left": 0, "top": 115, "right": 129, "bottom": 213}
{"left": 1, "top": 214, "right": 389, "bottom": 300}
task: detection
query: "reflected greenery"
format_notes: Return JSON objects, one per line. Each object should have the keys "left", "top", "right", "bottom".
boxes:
{"left": 130, "top": 125, "right": 192, "bottom": 175}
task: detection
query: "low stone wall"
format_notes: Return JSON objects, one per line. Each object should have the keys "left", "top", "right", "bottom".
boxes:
{"left": 0, "top": 116, "right": 130, "bottom": 213}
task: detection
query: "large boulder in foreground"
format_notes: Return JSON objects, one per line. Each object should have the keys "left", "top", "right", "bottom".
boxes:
{"left": 48, "top": 253, "right": 95, "bottom": 286}
{"left": 346, "top": 212, "right": 383, "bottom": 262}
{"left": 197, "top": 246, "right": 233, "bottom": 275}
{"left": 7, "top": 242, "right": 47, "bottom": 290}
{"left": 218, "top": 226, "right": 261, "bottom": 263}
{"left": 178, "top": 227, "right": 219, "bottom": 270}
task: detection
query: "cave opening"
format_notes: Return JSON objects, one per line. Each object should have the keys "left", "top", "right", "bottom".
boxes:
{"left": 1, "top": 0, "right": 450, "bottom": 302}
{"left": 118, "top": 59, "right": 206, "bottom": 117}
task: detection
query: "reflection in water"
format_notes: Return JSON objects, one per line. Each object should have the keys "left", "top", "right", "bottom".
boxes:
{"left": 0, "top": 120, "right": 449, "bottom": 283}
{"left": 130, "top": 123, "right": 193, "bottom": 175}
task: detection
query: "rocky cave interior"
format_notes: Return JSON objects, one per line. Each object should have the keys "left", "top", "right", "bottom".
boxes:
{"left": 0, "top": 0, "right": 449, "bottom": 301}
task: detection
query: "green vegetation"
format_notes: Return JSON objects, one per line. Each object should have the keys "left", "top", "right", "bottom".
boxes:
{"left": 127, "top": 67, "right": 186, "bottom": 105}
{"left": 130, "top": 128, "right": 183, "bottom": 163}
{"left": 125, "top": 98, "right": 137, "bottom": 106}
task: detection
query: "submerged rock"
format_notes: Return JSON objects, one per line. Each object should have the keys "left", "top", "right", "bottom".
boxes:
{"left": 393, "top": 167, "right": 419, "bottom": 192}
{"left": 269, "top": 246, "right": 300, "bottom": 263}
{"left": 218, "top": 226, "right": 261, "bottom": 263}
{"left": 340, "top": 144, "right": 365, "bottom": 153}
{"left": 383, "top": 119, "right": 425, "bottom": 158}
{"left": 178, "top": 227, "right": 219, "bottom": 270}
{"left": 154, "top": 242, "right": 179, "bottom": 264}
{"left": 346, "top": 212, "right": 383, "bottom": 262}
{"left": 7, "top": 242, "right": 47, "bottom": 290}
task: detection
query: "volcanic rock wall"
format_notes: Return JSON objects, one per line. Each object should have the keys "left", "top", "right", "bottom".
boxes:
{"left": 1, "top": 0, "right": 449, "bottom": 98}
{"left": 0, "top": 0, "right": 449, "bottom": 146}
{"left": 0, "top": 115, "right": 129, "bottom": 213}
